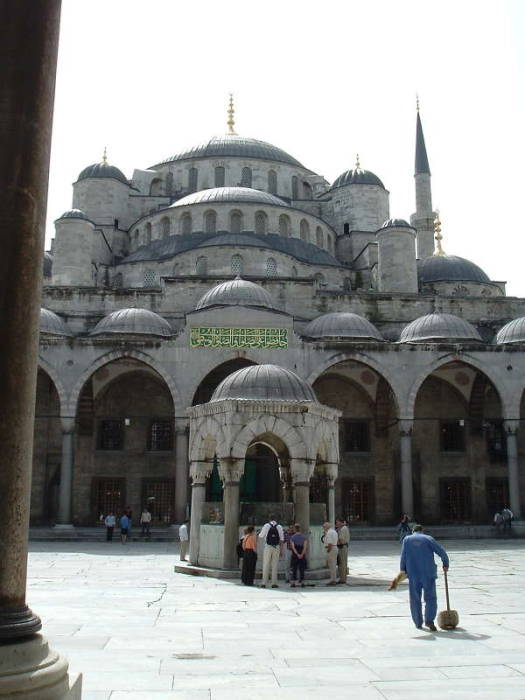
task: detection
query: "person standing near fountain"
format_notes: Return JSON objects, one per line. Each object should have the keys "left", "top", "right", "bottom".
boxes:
{"left": 258, "top": 514, "right": 284, "bottom": 588}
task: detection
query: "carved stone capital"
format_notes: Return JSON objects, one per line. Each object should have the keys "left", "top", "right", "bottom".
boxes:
{"left": 60, "top": 416, "right": 75, "bottom": 434}
{"left": 189, "top": 462, "right": 211, "bottom": 485}
{"left": 218, "top": 458, "right": 244, "bottom": 483}
{"left": 398, "top": 419, "right": 414, "bottom": 437}
{"left": 504, "top": 420, "right": 520, "bottom": 437}
{"left": 290, "top": 459, "right": 314, "bottom": 484}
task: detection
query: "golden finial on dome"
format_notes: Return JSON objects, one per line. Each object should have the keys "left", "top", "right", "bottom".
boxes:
{"left": 102, "top": 146, "right": 108, "bottom": 164}
{"left": 355, "top": 153, "right": 361, "bottom": 169}
{"left": 227, "top": 94, "right": 236, "bottom": 135}
{"left": 416, "top": 93, "right": 420, "bottom": 113}
{"left": 434, "top": 211, "right": 445, "bottom": 256}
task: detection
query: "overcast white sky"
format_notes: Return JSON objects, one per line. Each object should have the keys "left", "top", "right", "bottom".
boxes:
{"left": 47, "top": 0, "right": 525, "bottom": 295}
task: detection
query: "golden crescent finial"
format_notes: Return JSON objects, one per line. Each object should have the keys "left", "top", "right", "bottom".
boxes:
{"left": 355, "top": 153, "right": 360, "bottom": 169}
{"left": 416, "top": 93, "right": 420, "bottom": 112}
{"left": 102, "top": 146, "right": 108, "bottom": 164}
{"left": 434, "top": 210, "right": 445, "bottom": 256}
{"left": 227, "top": 94, "right": 236, "bottom": 135}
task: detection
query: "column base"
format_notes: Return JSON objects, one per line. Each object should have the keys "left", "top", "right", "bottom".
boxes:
{"left": 0, "top": 606, "right": 41, "bottom": 641}
{"left": 53, "top": 525, "right": 75, "bottom": 531}
{"left": 0, "top": 634, "right": 82, "bottom": 699}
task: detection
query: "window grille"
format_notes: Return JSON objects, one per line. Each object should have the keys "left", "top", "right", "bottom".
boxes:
{"left": 241, "top": 167, "right": 252, "bottom": 187}
{"left": 142, "top": 479, "right": 174, "bottom": 523}
{"left": 255, "top": 212, "right": 267, "bottom": 234}
{"left": 316, "top": 227, "right": 324, "bottom": 247}
{"left": 93, "top": 478, "right": 125, "bottom": 520}
{"left": 343, "top": 479, "right": 371, "bottom": 523}
{"left": 440, "top": 479, "right": 471, "bottom": 522}
{"left": 268, "top": 170, "right": 277, "bottom": 194}
{"left": 143, "top": 269, "right": 157, "bottom": 288}
{"left": 266, "top": 257, "right": 277, "bottom": 277}
{"left": 188, "top": 167, "right": 198, "bottom": 192}
{"left": 231, "top": 254, "right": 243, "bottom": 275}
{"left": 300, "top": 219, "right": 310, "bottom": 241}
{"left": 214, "top": 166, "right": 225, "bottom": 187}
{"left": 343, "top": 420, "right": 370, "bottom": 452}
{"left": 205, "top": 211, "right": 217, "bottom": 233}
{"left": 98, "top": 419, "right": 124, "bottom": 450}
{"left": 196, "top": 256, "right": 207, "bottom": 275}
{"left": 485, "top": 478, "right": 509, "bottom": 516}
{"left": 148, "top": 419, "right": 173, "bottom": 451}
{"left": 230, "top": 211, "right": 242, "bottom": 233}
{"left": 279, "top": 215, "right": 290, "bottom": 237}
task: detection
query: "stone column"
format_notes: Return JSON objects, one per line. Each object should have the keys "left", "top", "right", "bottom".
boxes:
{"left": 326, "top": 464, "right": 338, "bottom": 524}
{"left": 291, "top": 460, "right": 313, "bottom": 534}
{"left": 0, "top": 1, "right": 81, "bottom": 696}
{"left": 504, "top": 420, "right": 522, "bottom": 519}
{"left": 219, "top": 459, "right": 244, "bottom": 570}
{"left": 55, "top": 417, "right": 75, "bottom": 528}
{"left": 399, "top": 420, "right": 414, "bottom": 518}
{"left": 188, "top": 463, "right": 209, "bottom": 565}
{"left": 174, "top": 419, "right": 189, "bottom": 523}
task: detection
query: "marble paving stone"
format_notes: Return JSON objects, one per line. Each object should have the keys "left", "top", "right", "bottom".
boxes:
{"left": 439, "top": 663, "right": 524, "bottom": 678}
{"left": 374, "top": 677, "right": 525, "bottom": 700}
{"left": 111, "top": 693, "right": 210, "bottom": 699}
{"left": 211, "top": 683, "right": 386, "bottom": 699}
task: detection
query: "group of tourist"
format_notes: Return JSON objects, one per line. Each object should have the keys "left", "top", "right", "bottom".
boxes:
{"left": 237, "top": 515, "right": 350, "bottom": 588}
{"left": 102, "top": 507, "right": 160, "bottom": 543}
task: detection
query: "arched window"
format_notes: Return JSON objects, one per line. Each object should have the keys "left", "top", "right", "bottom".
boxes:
{"left": 204, "top": 210, "right": 217, "bottom": 234}
{"left": 300, "top": 219, "right": 310, "bottom": 242}
{"left": 291, "top": 175, "right": 298, "bottom": 199}
{"left": 291, "top": 266, "right": 298, "bottom": 277}
{"left": 143, "top": 269, "right": 156, "bottom": 287}
{"left": 188, "top": 167, "right": 198, "bottom": 192}
{"left": 134, "top": 229, "right": 140, "bottom": 248}
{"left": 255, "top": 211, "right": 267, "bottom": 234}
{"left": 145, "top": 222, "right": 152, "bottom": 245}
{"left": 303, "top": 182, "right": 312, "bottom": 200}
{"left": 268, "top": 170, "right": 277, "bottom": 194}
{"left": 241, "top": 167, "right": 252, "bottom": 187}
{"left": 161, "top": 217, "right": 171, "bottom": 238}
{"left": 279, "top": 214, "right": 290, "bottom": 237}
{"left": 266, "top": 257, "right": 277, "bottom": 277}
{"left": 327, "top": 233, "right": 333, "bottom": 252}
{"left": 150, "top": 178, "right": 163, "bottom": 196}
{"left": 316, "top": 226, "right": 324, "bottom": 247}
{"left": 214, "top": 166, "right": 225, "bottom": 187}
{"left": 231, "top": 254, "right": 243, "bottom": 275}
{"left": 181, "top": 213, "right": 192, "bottom": 235}
{"left": 113, "top": 272, "right": 123, "bottom": 289}
{"left": 196, "top": 256, "right": 207, "bottom": 275}
{"left": 166, "top": 172, "right": 174, "bottom": 196}
{"left": 230, "top": 210, "right": 242, "bottom": 233}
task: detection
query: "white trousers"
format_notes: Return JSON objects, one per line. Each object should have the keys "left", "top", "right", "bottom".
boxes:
{"left": 326, "top": 547, "right": 338, "bottom": 582}
{"left": 262, "top": 545, "right": 280, "bottom": 585}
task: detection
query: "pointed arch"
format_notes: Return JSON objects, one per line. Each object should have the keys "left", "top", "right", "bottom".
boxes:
{"left": 231, "top": 415, "right": 309, "bottom": 461}
{"left": 38, "top": 357, "right": 68, "bottom": 417}
{"left": 189, "top": 415, "right": 228, "bottom": 463}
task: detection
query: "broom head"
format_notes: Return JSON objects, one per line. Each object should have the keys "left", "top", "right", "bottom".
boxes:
{"left": 437, "top": 608, "right": 459, "bottom": 630}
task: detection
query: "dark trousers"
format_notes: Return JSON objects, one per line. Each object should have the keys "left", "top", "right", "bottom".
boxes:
{"left": 106, "top": 526, "right": 114, "bottom": 542}
{"left": 502, "top": 520, "right": 512, "bottom": 537}
{"left": 241, "top": 550, "right": 257, "bottom": 585}
{"left": 291, "top": 554, "right": 306, "bottom": 582}
{"left": 141, "top": 523, "right": 151, "bottom": 536}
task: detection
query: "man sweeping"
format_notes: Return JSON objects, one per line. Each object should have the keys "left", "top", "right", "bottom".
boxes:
{"left": 400, "top": 524, "right": 449, "bottom": 631}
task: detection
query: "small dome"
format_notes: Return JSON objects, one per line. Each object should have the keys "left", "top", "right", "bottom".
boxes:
{"left": 332, "top": 167, "right": 385, "bottom": 190}
{"left": 40, "top": 308, "right": 72, "bottom": 337}
{"left": 43, "top": 252, "right": 53, "bottom": 278}
{"left": 171, "top": 187, "right": 289, "bottom": 209}
{"left": 196, "top": 277, "right": 275, "bottom": 311}
{"left": 495, "top": 317, "right": 525, "bottom": 345}
{"left": 56, "top": 209, "right": 90, "bottom": 222}
{"left": 400, "top": 313, "right": 482, "bottom": 344}
{"left": 211, "top": 364, "right": 316, "bottom": 403}
{"left": 156, "top": 134, "right": 304, "bottom": 168}
{"left": 77, "top": 161, "right": 128, "bottom": 185}
{"left": 89, "top": 308, "right": 173, "bottom": 337}
{"left": 418, "top": 255, "right": 490, "bottom": 284}
{"left": 303, "top": 312, "right": 383, "bottom": 341}
{"left": 380, "top": 218, "right": 413, "bottom": 230}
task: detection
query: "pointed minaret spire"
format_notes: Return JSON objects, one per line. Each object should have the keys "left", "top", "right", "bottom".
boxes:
{"left": 102, "top": 146, "right": 108, "bottom": 164}
{"left": 410, "top": 98, "right": 436, "bottom": 259}
{"left": 227, "top": 94, "right": 236, "bottom": 135}
{"left": 415, "top": 101, "right": 431, "bottom": 175}
{"left": 355, "top": 153, "right": 360, "bottom": 169}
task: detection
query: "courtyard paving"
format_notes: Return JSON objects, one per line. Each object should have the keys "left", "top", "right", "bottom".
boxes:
{"left": 27, "top": 538, "right": 525, "bottom": 700}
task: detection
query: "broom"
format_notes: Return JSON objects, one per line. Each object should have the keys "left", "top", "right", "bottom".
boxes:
{"left": 437, "top": 569, "right": 459, "bottom": 630}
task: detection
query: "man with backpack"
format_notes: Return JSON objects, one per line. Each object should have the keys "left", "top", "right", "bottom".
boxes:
{"left": 258, "top": 514, "right": 284, "bottom": 588}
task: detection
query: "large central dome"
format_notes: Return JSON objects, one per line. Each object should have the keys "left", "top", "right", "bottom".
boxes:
{"left": 155, "top": 134, "right": 305, "bottom": 168}
{"left": 211, "top": 365, "right": 316, "bottom": 403}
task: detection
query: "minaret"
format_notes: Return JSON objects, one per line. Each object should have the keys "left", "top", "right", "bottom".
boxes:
{"left": 410, "top": 99, "right": 436, "bottom": 259}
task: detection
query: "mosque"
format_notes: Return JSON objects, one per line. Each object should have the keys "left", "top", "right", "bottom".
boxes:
{"left": 36, "top": 97, "right": 525, "bottom": 567}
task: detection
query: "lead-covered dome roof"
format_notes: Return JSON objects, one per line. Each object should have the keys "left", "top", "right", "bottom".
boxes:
{"left": 89, "top": 308, "right": 173, "bottom": 337}
{"left": 303, "top": 312, "right": 383, "bottom": 341}
{"left": 171, "top": 187, "right": 289, "bottom": 209}
{"left": 77, "top": 161, "right": 128, "bottom": 185}
{"left": 495, "top": 317, "right": 525, "bottom": 345}
{"left": 40, "top": 308, "right": 72, "bottom": 337}
{"left": 211, "top": 364, "right": 316, "bottom": 403}
{"left": 156, "top": 134, "right": 304, "bottom": 168}
{"left": 43, "top": 252, "right": 53, "bottom": 278}
{"left": 418, "top": 255, "right": 490, "bottom": 284}
{"left": 332, "top": 167, "right": 385, "bottom": 190}
{"left": 56, "top": 208, "right": 90, "bottom": 222}
{"left": 400, "top": 313, "right": 482, "bottom": 343}
{"left": 380, "top": 218, "right": 413, "bottom": 230}
{"left": 196, "top": 277, "right": 275, "bottom": 311}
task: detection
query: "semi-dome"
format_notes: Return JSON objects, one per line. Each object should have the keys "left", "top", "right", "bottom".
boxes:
{"left": 196, "top": 277, "right": 275, "bottom": 311}
{"left": 210, "top": 364, "right": 316, "bottom": 403}
{"left": 399, "top": 313, "right": 482, "bottom": 344}
{"left": 303, "top": 312, "right": 383, "bottom": 341}
{"left": 495, "top": 317, "right": 525, "bottom": 345}
{"left": 332, "top": 167, "right": 385, "bottom": 190}
{"left": 43, "top": 252, "right": 53, "bottom": 278}
{"left": 89, "top": 308, "right": 173, "bottom": 337}
{"left": 56, "top": 209, "right": 90, "bottom": 222}
{"left": 418, "top": 255, "right": 490, "bottom": 284}
{"left": 156, "top": 134, "right": 304, "bottom": 168}
{"left": 171, "top": 187, "right": 289, "bottom": 209}
{"left": 77, "top": 161, "right": 128, "bottom": 185}
{"left": 380, "top": 218, "right": 413, "bottom": 230}
{"left": 40, "top": 308, "right": 72, "bottom": 337}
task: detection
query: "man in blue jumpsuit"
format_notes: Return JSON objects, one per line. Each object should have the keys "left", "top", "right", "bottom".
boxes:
{"left": 400, "top": 524, "right": 449, "bottom": 631}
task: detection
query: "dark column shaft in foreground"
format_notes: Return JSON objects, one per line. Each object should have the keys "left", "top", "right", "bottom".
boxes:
{"left": 0, "top": 0, "right": 62, "bottom": 641}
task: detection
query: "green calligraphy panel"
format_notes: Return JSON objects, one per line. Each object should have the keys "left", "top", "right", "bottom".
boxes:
{"left": 190, "top": 327, "right": 288, "bottom": 349}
